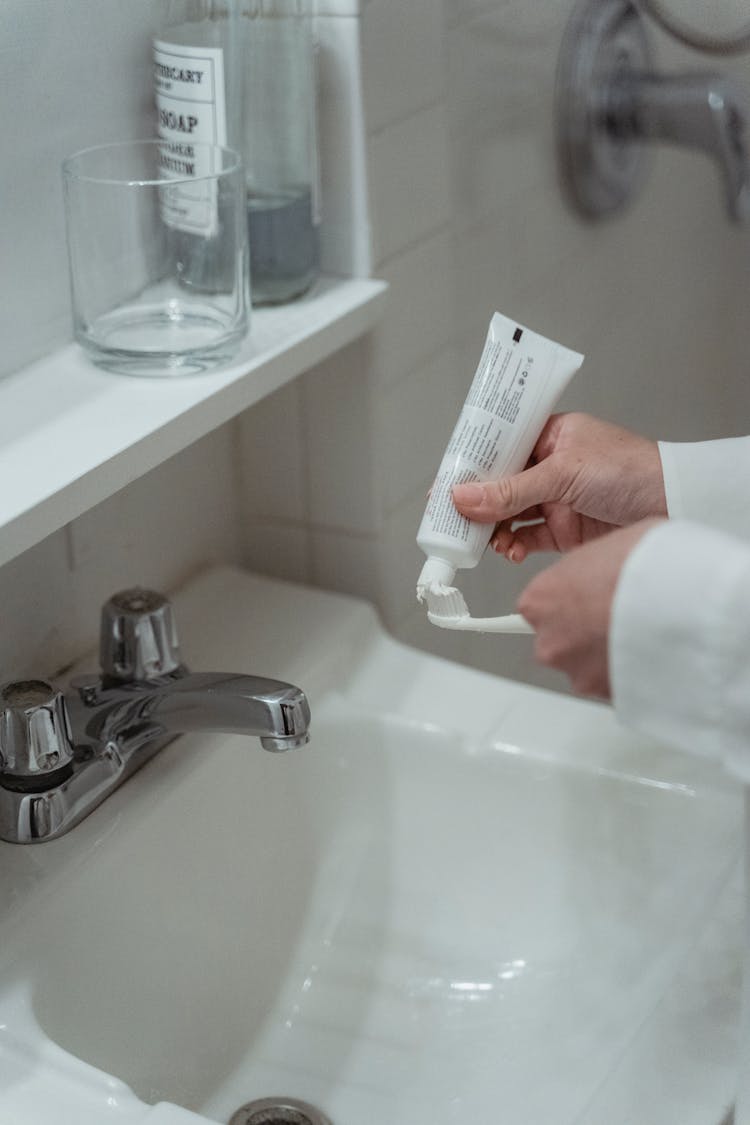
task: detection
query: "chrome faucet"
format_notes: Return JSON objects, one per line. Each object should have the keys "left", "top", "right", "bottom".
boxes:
{"left": 615, "top": 72, "right": 750, "bottom": 223}
{"left": 556, "top": 0, "right": 750, "bottom": 223}
{"left": 0, "top": 588, "right": 311, "bottom": 844}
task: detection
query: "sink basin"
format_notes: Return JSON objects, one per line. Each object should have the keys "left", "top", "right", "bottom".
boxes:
{"left": 0, "top": 567, "right": 743, "bottom": 1125}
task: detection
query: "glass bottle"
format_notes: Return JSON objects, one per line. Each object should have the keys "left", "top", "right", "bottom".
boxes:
{"left": 153, "top": 1, "right": 243, "bottom": 295}
{"left": 240, "top": 0, "right": 320, "bottom": 304}
{"left": 154, "top": 0, "right": 240, "bottom": 153}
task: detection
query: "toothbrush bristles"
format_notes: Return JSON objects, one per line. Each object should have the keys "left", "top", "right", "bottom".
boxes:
{"left": 424, "top": 585, "right": 470, "bottom": 619}
{"left": 421, "top": 582, "right": 534, "bottom": 634}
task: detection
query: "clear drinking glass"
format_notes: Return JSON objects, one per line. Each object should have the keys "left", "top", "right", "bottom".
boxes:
{"left": 62, "top": 139, "right": 249, "bottom": 376}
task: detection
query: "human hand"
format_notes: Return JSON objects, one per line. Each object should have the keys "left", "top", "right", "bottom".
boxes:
{"left": 451, "top": 413, "right": 667, "bottom": 561}
{"left": 516, "top": 520, "right": 662, "bottom": 699}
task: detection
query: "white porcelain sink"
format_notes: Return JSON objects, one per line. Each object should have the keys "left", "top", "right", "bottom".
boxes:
{"left": 0, "top": 568, "right": 744, "bottom": 1125}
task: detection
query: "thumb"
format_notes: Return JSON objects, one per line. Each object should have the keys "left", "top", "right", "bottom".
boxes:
{"left": 452, "top": 459, "right": 565, "bottom": 523}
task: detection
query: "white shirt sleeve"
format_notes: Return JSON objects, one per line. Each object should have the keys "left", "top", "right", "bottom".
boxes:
{"left": 659, "top": 437, "right": 750, "bottom": 540}
{"left": 611, "top": 519, "right": 750, "bottom": 781}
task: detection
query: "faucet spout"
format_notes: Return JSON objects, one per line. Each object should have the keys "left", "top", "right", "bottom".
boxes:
{"left": 70, "top": 671, "right": 311, "bottom": 758}
{"left": 627, "top": 73, "right": 750, "bottom": 222}
{"left": 145, "top": 673, "right": 311, "bottom": 751}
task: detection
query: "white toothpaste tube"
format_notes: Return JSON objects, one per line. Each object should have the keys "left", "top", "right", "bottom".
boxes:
{"left": 416, "top": 312, "right": 584, "bottom": 622}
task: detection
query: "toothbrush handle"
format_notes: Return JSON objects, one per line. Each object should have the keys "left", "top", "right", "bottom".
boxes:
{"left": 428, "top": 612, "right": 534, "bottom": 634}
{"left": 467, "top": 614, "right": 534, "bottom": 634}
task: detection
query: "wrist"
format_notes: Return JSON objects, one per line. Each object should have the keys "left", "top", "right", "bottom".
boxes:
{"left": 635, "top": 439, "right": 668, "bottom": 520}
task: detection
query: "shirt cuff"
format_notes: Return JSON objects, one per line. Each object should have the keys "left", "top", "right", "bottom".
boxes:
{"left": 611, "top": 519, "right": 750, "bottom": 781}
{"left": 659, "top": 437, "right": 750, "bottom": 540}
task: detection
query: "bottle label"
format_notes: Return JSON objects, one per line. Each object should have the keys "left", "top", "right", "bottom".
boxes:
{"left": 153, "top": 38, "right": 228, "bottom": 235}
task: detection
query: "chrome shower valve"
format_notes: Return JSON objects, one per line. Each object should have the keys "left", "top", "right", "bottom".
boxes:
{"left": 557, "top": 0, "right": 750, "bottom": 222}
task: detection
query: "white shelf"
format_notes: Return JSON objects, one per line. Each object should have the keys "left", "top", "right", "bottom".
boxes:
{"left": 0, "top": 275, "right": 388, "bottom": 568}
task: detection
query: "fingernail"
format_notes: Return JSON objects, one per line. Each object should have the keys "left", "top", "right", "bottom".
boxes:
{"left": 453, "top": 483, "right": 483, "bottom": 503}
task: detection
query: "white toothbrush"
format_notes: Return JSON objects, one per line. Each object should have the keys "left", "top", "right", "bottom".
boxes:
{"left": 421, "top": 584, "right": 534, "bottom": 634}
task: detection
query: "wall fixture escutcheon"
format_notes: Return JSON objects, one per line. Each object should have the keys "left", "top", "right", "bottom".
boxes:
{"left": 556, "top": 0, "right": 652, "bottom": 219}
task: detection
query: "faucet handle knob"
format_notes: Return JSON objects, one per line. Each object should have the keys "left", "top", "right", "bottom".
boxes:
{"left": 100, "top": 588, "right": 183, "bottom": 682}
{"left": 0, "top": 680, "right": 75, "bottom": 783}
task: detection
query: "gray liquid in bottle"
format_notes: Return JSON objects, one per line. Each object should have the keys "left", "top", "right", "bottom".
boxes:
{"left": 247, "top": 185, "right": 318, "bottom": 305}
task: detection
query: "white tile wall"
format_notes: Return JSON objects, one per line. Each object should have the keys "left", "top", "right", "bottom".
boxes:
{"left": 0, "top": 427, "right": 240, "bottom": 683}
{"left": 0, "top": 0, "right": 164, "bottom": 379}
{"left": 301, "top": 339, "right": 380, "bottom": 533}
{"left": 67, "top": 426, "right": 242, "bottom": 640}
{"left": 310, "top": 525, "right": 381, "bottom": 604}
{"left": 361, "top": 0, "right": 446, "bottom": 133}
{"left": 244, "top": 522, "right": 313, "bottom": 586}
{"left": 375, "top": 346, "right": 464, "bottom": 517}
{"left": 367, "top": 103, "right": 454, "bottom": 263}
{"left": 237, "top": 384, "right": 309, "bottom": 525}
{"left": 367, "top": 229, "right": 458, "bottom": 388}
{"left": 0, "top": 531, "right": 75, "bottom": 683}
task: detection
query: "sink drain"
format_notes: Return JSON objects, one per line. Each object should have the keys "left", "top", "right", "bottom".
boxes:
{"left": 228, "top": 1097, "right": 333, "bottom": 1125}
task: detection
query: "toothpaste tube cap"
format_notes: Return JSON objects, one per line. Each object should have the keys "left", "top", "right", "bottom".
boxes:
{"left": 417, "top": 556, "right": 457, "bottom": 600}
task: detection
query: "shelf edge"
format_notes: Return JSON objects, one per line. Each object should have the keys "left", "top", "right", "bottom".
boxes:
{"left": 0, "top": 277, "right": 388, "bottom": 569}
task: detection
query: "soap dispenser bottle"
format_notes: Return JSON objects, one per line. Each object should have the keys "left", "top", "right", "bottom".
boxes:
{"left": 153, "top": 1, "right": 243, "bottom": 293}
{"left": 239, "top": 0, "right": 320, "bottom": 304}
{"left": 154, "top": 0, "right": 240, "bottom": 153}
